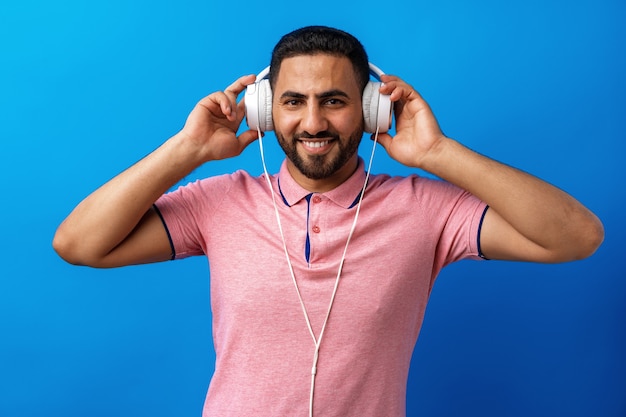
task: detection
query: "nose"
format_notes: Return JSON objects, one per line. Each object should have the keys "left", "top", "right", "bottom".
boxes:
{"left": 300, "top": 104, "right": 328, "bottom": 135}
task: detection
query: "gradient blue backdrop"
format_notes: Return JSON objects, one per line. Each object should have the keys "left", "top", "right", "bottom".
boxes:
{"left": 1, "top": 0, "right": 624, "bottom": 416}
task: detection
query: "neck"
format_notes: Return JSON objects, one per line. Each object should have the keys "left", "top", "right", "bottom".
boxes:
{"left": 286, "top": 156, "right": 359, "bottom": 193}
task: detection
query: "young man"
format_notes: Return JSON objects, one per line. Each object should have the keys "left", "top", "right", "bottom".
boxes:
{"left": 53, "top": 26, "right": 603, "bottom": 416}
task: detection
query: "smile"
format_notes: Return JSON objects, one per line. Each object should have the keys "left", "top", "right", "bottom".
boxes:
{"left": 301, "top": 140, "right": 331, "bottom": 148}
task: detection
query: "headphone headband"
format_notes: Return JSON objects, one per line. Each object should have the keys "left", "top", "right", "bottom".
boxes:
{"left": 255, "top": 66, "right": 270, "bottom": 81}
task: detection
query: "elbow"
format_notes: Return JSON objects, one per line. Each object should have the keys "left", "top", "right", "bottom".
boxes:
{"left": 576, "top": 215, "right": 605, "bottom": 260}
{"left": 52, "top": 227, "right": 84, "bottom": 266}
{"left": 564, "top": 214, "right": 605, "bottom": 262}
{"left": 52, "top": 224, "right": 103, "bottom": 267}
{"left": 541, "top": 213, "right": 604, "bottom": 264}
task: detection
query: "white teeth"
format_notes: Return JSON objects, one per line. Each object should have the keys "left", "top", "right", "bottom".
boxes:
{"left": 302, "top": 140, "right": 330, "bottom": 148}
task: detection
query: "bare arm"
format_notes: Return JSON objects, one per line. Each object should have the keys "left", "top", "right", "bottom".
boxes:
{"left": 419, "top": 139, "right": 603, "bottom": 262}
{"left": 376, "top": 75, "right": 604, "bottom": 263}
{"left": 53, "top": 75, "right": 259, "bottom": 268}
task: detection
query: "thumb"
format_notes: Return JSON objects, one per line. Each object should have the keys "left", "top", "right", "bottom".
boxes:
{"left": 237, "top": 129, "right": 261, "bottom": 149}
{"left": 372, "top": 132, "right": 393, "bottom": 151}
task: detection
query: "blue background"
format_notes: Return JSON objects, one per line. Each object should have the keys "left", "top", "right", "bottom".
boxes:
{"left": 1, "top": 0, "right": 624, "bottom": 416}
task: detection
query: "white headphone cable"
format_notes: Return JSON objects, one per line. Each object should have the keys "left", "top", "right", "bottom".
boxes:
{"left": 257, "top": 126, "right": 380, "bottom": 417}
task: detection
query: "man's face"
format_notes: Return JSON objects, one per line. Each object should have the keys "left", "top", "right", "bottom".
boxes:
{"left": 272, "top": 54, "right": 364, "bottom": 191}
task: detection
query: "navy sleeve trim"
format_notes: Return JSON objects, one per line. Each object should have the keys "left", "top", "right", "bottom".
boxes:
{"left": 477, "top": 205, "right": 490, "bottom": 260}
{"left": 152, "top": 203, "right": 176, "bottom": 260}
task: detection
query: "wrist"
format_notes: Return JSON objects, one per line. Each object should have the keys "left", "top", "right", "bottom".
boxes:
{"left": 414, "top": 135, "right": 453, "bottom": 173}
{"left": 163, "top": 131, "right": 211, "bottom": 171}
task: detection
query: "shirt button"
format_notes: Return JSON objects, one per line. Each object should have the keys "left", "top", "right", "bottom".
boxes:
{"left": 312, "top": 195, "right": 322, "bottom": 204}
{"left": 312, "top": 225, "right": 321, "bottom": 233}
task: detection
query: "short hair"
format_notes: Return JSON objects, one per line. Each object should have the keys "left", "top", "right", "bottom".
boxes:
{"left": 269, "top": 26, "right": 370, "bottom": 92}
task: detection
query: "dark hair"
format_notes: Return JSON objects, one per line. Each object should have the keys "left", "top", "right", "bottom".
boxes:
{"left": 269, "top": 26, "right": 370, "bottom": 92}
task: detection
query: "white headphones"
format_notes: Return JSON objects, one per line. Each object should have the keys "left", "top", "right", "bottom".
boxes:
{"left": 245, "top": 62, "right": 393, "bottom": 133}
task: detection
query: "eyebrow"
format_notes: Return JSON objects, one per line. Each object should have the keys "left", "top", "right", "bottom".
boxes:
{"left": 279, "top": 89, "right": 350, "bottom": 100}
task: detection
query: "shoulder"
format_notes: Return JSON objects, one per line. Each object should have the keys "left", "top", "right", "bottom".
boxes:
{"left": 156, "top": 170, "right": 269, "bottom": 214}
{"left": 366, "top": 172, "right": 484, "bottom": 220}
{"left": 174, "top": 169, "right": 265, "bottom": 196}
{"left": 368, "top": 172, "right": 466, "bottom": 199}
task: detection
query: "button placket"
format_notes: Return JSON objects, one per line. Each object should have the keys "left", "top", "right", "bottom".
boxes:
{"left": 311, "top": 194, "right": 322, "bottom": 234}
{"left": 307, "top": 194, "right": 324, "bottom": 264}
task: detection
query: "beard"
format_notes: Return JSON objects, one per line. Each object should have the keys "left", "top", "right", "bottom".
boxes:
{"left": 275, "top": 124, "right": 364, "bottom": 180}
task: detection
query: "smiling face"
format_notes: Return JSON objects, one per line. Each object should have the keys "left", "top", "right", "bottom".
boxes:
{"left": 272, "top": 54, "right": 364, "bottom": 192}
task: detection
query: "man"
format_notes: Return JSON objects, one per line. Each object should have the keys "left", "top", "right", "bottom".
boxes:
{"left": 53, "top": 26, "right": 603, "bottom": 417}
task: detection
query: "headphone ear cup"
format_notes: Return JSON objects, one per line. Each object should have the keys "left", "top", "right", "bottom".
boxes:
{"left": 362, "top": 81, "right": 392, "bottom": 134}
{"left": 362, "top": 82, "right": 377, "bottom": 133}
{"left": 257, "top": 79, "right": 274, "bottom": 132}
{"left": 245, "top": 79, "right": 274, "bottom": 132}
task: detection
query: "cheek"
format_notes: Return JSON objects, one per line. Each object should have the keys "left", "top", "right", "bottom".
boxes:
{"left": 329, "top": 111, "right": 362, "bottom": 134}
{"left": 272, "top": 108, "right": 298, "bottom": 134}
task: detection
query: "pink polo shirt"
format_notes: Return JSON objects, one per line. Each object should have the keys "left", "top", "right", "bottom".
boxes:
{"left": 155, "top": 159, "right": 488, "bottom": 417}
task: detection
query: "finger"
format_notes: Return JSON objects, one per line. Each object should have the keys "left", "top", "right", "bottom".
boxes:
{"left": 383, "top": 84, "right": 424, "bottom": 108}
{"left": 235, "top": 98, "right": 248, "bottom": 124}
{"left": 378, "top": 74, "right": 400, "bottom": 94}
{"left": 379, "top": 81, "right": 405, "bottom": 100}
{"left": 196, "top": 92, "right": 234, "bottom": 120}
{"left": 223, "top": 74, "right": 257, "bottom": 120}
{"left": 224, "top": 74, "right": 257, "bottom": 96}
{"left": 379, "top": 75, "right": 421, "bottom": 101}
{"left": 380, "top": 74, "right": 400, "bottom": 83}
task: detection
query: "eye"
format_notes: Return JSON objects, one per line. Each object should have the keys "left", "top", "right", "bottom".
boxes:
{"left": 283, "top": 99, "right": 303, "bottom": 107}
{"left": 323, "top": 98, "right": 345, "bottom": 106}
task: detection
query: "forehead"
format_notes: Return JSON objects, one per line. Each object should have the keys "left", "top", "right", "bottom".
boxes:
{"left": 273, "top": 54, "right": 361, "bottom": 96}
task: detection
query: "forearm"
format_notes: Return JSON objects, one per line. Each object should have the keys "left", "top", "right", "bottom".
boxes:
{"left": 376, "top": 75, "right": 602, "bottom": 261}
{"left": 421, "top": 137, "right": 604, "bottom": 261}
{"left": 53, "top": 133, "right": 204, "bottom": 265}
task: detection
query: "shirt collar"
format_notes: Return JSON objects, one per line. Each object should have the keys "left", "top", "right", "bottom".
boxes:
{"left": 277, "top": 158, "right": 366, "bottom": 209}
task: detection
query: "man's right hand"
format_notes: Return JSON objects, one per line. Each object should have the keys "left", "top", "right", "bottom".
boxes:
{"left": 179, "top": 74, "right": 261, "bottom": 163}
